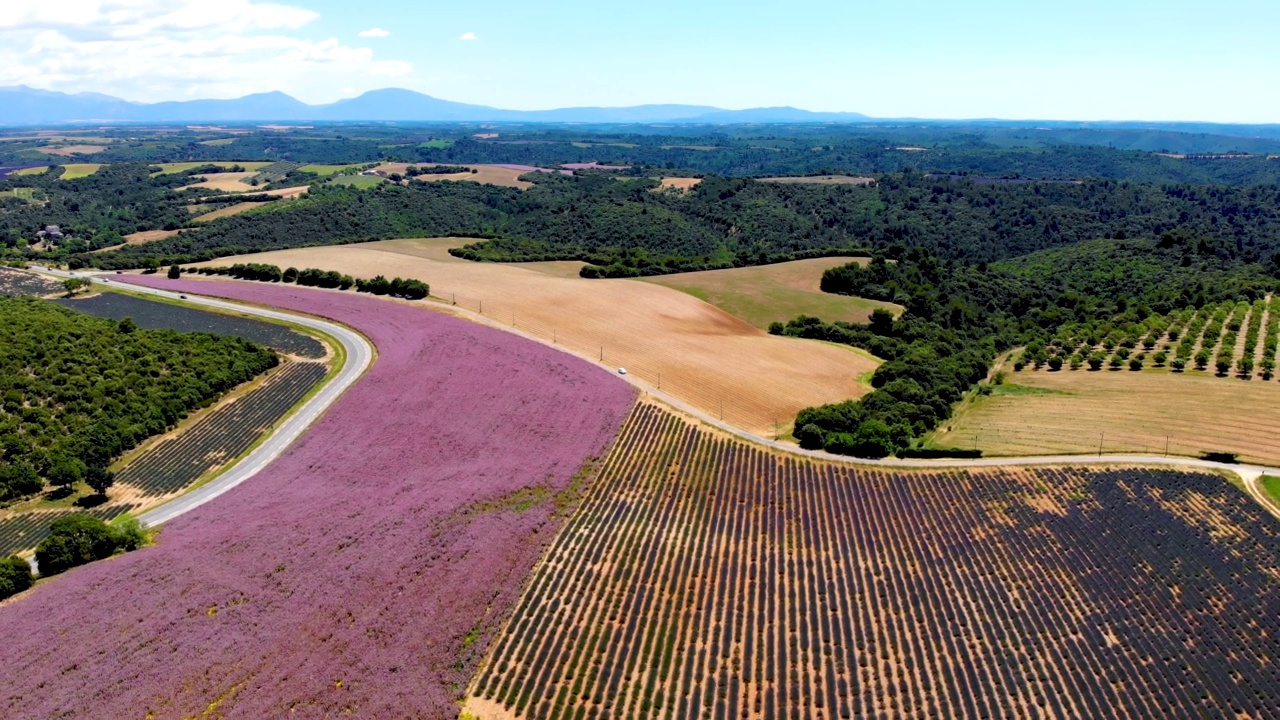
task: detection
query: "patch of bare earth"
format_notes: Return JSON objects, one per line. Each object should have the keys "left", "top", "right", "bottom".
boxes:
{"left": 189, "top": 238, "right": 876, "bottom": 436}
{"left": 656, "top": 177, "right": 702, "bottom": 191}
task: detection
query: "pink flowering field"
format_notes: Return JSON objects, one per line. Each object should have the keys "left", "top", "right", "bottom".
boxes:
{"left": 0, "top": 278, "right": 635, "bottom": 718}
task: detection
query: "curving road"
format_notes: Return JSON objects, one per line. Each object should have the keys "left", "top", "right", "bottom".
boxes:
{"left": 30, "top": 266, "right": 1280, "bottom": 523}
{"left": 31, "top": 268, "right": 375, "bottom": 528}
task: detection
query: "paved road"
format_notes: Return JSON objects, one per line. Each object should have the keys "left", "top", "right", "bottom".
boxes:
{"left": 32, "top": 267, "right": 1280, "bottom": 523}
{"left": 31, "top": 268, "right": 374, "bottom": 528}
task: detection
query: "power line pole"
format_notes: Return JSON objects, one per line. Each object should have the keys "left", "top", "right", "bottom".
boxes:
{"left": 1098, "top": 432, "right": 1104, "bottom": 456}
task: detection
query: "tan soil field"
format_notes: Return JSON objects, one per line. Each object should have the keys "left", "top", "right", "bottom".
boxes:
{"left": 192, "top": 203, "right": 262, "bottom": 222}
{"left": 91, "top": 229, "right": 186, "bottom": 252}
{"left": 644, "top": 257, "right": 901, "bottom": 329}
{"left": 37, "top": 144, "right": 109, "bottom": 156}
{"left": 178, "top": 172, "right": 260, "bottom": 192}
{"left": 758, "top": 175, "right": 876, "bottom": 185}
{"left": 656, "top": 177, "right": 702, "bottom": 191}
{"left": 895, "top": 146, "right": 928, "bottom": 151}
{"left": 260, "top": 186, "right": 310, "bottom": 199}
{"left": 189, "top": 238, "right": 877, "bottom": 435}
{"left": 933, "top": 368, "right": 1280, "bottom": 465}
{"left": 374, "top": 163, "right": 535, "bottom": 190}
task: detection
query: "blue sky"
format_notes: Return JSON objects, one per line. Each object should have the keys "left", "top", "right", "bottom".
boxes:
{"left": 0, "top": 0, "right": 1276, "bottom": 122}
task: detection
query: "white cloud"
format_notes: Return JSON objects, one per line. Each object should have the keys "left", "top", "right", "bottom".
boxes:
{"left": 358, "top": 28, "right": 389, "bottom": 38}
{"left": 459, "top": 32, "right": 477, "bottom": 41}
{"left": 0, "top": 0, "right": 413, "bottom": 103}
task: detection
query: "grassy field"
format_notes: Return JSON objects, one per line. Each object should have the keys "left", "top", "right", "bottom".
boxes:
{"left": 326, "top": 174, "right": 385, "bottom": 189}
{"left": 298, "top": 163, "right": 364, "bottom": 176}
{"left": 371, "top": 163, "right": 537, "bottom": 190}
{"left": 197, "top": 138, "right": 236, "bottom": 146}
{"left": 188, "top": 238, "right": 878, "bottom": 436}
{"left": 15, "top": 163, "right": 105, "bottom": 179}
{"left": 151, "top": 162, "right": 271, "bottom": 175}
{"left": 932, "top": 366, "right": 1280, "bottom": 465}
{"left": 643, "top": 256, "right": 900, "bottom": 328}
{"left": 192, "top": 202, "right": 267, "bottom": 222}
{"left": 1262, "top": 476, "right": 1280, "bottom": 506}
{"left": 417, "top": 140, "right": 451, "bottom": 149}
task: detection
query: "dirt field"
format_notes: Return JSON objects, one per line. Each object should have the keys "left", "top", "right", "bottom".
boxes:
{"left": 656, "top": 177, "right": 702, "bottom": 191}
{"left": 91, "top": 229, "right": 186, "bottom": 252}
{"left": 178, "top": 172, "right": 261, "bottom": 192}
{"left": 757, "top": 175, "right": 876, "bottom": 185}
{"left": 192, "top": 203, "right": 262, "bottom": 222}
{"left": 189, "top": 238, "right": 877, "bottom": 435}
{"left": 372, "top": 163, "right": 536, "bottom": 190}
{"left": 644, "top": 257, "right": 899, "bottom": 328}
{"left": 36, "top": 144, "right": 108, "bottom": 156}
{"left": 933, "top": 368, "right": 1280, "bottom": 465}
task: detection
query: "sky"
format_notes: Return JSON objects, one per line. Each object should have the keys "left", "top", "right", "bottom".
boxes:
{"left": 0, "top": 0, "right": 1277, "bottom": 123}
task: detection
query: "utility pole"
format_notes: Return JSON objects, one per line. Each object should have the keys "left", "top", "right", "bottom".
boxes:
{"left": 1165, "top": 436, "right": 1170, "bottom": 456}
{"left": 479, "top": 300, "right": 483, "bottom": 314}
{"left": 720, "top": 400, "right": 723, "bottom": 421}
{"left": 1098, "top": 432, "right": 1105, "bottom": 456}
{"left": 451, "top": 292, "right": 456, "bottom": 305}
{"left": 599, "top": 346, "right": 603, "bottom": 362}
{"left": 657, "top": 372, "right": 661, "bottom": 390}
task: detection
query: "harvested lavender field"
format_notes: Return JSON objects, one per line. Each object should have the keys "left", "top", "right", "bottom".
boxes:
{"left": 0, "top": 278, "right": 635, "bottom": 718}
{"left": 0, "top": 267, "right": 61, "bottom": 297}
{"left": 54, "top": 290, "right": 326, "bottom": 357}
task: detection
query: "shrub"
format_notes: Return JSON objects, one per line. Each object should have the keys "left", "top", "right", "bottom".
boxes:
{"left": 1153, "top": 351, "right": 1167, "bottom": 366}
{"left": 35, "top": 514, "right": 119, "bottom": 576}
{"left": 1129, "top": 357, "right": 1143, "bottom": 371}
{"left": 0, "top": 556, "right": 33, "bottom": 600}
{"left": 1047, "top": 356, "right": 1063, "bottom": 371}
{"left": 1171, "top": 357, "right": 1187, "bottom": 371}
{"left": 167, "top": 264, "right": 181, "bottom": 279}
{"left": 283, "top": 267, "right": 298, "bottom": 283}
{"left": 1088, "top": 356, "right": 1104, "bottom": 371}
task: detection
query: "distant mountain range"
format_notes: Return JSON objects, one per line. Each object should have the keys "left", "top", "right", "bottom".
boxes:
{"left": 0, "top": 86, "right": 872, "bottom": 126}
{"left": 2, "top": 86, "right": 1278, "bottom": 138}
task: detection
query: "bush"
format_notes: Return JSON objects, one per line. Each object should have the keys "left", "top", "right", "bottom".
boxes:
{"left": 1047, "top": 356, "right": 1063, "bottom": 371}
{"left": 1171, "top": 357, "right": 1187, "bottom": 371}
{"left": 166, "top": 264, "right": 181, "bottom": 279}
{"left": 1153, "top": 351, "right": 1168, "bottom": 366}
{"left": 0, "top": 556, "right": 34, "bottom": 600}
{"left": 283, "top": 267, "right": 298, "bottom": 283}
{"left": 1129, "top": 357, "right": 1143, "bottom": 371}
{"left": 1200, "top": 451, "right": 1239, "bottom": 464}
{"left": 35, "top": 514, "right": 119, "bottom": 576}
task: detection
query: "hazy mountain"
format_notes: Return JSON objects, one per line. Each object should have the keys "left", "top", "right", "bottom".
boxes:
{"left": 0, "top": 86, "right": 873, "bottom": 125}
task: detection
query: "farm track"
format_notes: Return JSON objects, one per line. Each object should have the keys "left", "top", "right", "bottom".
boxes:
{"left": 469, "top": 403, "right": 1280, "bottom": 719}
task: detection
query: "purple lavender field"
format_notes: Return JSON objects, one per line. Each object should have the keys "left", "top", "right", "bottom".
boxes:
{"left": 0, "top": 278, "right": 635, "bottom": 718}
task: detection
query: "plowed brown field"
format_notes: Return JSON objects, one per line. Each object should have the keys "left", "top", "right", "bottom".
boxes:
{"left": 189, "top": 239, "right": 876, "bottom": 435}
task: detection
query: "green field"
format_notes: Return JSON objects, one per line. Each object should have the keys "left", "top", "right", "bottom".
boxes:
{"left": 16, "top": 164, "right": 104, "bottom": 179}
{"left": 149, "top": 162, "right": 271, "bottom": 175}
{"left": 299, "top": 164, "right": 364, "bottom": 176}
{"left": 643, "top": 257, "right": 900, "bottom": 329}
{"left": 1263, "top": 476, "right": 1280, "bottom": 507}
{"left": 417, "top": 140, "right": 452, "bottom": 149}
{"left": 327, "top": 174, "right": 385, "bottom": 189}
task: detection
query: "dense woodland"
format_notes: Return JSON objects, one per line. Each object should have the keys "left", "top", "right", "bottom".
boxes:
{"left": 784, "top": 236, "right": 1277, "bottom": 456}
{"left": 53, "top": 172, "right": 1280, "bottom": 278}
{"left": 0, "top": 298, "right": 277, "bottom": 501}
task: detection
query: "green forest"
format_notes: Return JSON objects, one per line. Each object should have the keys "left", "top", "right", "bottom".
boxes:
{"left": 0, "top": 298, "right": 278, "bottom": 501}
{"left": 55, "top": 172, "right": 1280, "bottom": 278}
{"left": 781, "top": 234, "right": 1276, "bottom": 457}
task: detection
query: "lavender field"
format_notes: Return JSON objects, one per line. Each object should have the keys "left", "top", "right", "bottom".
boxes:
{"left": 0, "top": 278, "right": 635, "bottom": 718}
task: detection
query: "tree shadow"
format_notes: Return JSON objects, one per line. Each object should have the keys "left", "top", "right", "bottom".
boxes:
{"left": 73, "top": 493, "right": 109, "bottom": 509}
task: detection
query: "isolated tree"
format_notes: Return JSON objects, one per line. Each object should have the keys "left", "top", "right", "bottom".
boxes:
{"left": 1047, "top": 356, "right": 1063, "bottom": 371}
{"left": 1171, "top": 357, "right": 1187, "bottom": 372}
{"left": 1129, "top": 357, "right": 1143, "bottom": 371}
{"left": 167, "top": 264, "right": 181, "bottom": 279}
{"left": 1088, "top": 355, "right": 1104, "bottom": 371}
{"left": 0, "top": 556, "right": 33, "bottom": 600}
{"left": 85, "top": 465, "right": 114, "bottom": 497}
{"left": 62, "top": 278, "right": 89, "bottom": 296}
{"left": 1153, "top": 351, "right": 1168, "bottom": 366}
{"left": 1109, "top": 355, "right": 1124, "bottom": 370}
